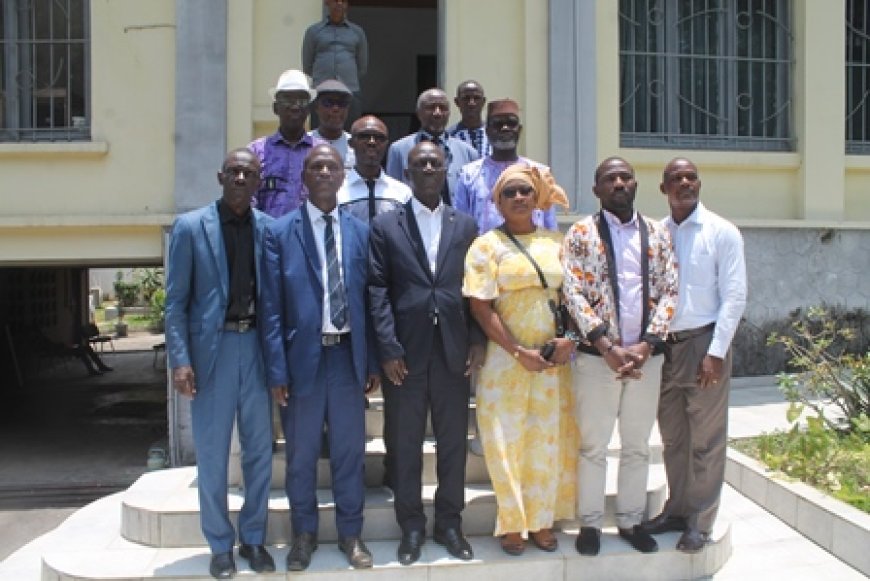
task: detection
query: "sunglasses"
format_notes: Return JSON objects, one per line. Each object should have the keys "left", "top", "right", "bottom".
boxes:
{"left": 275, "top": 97, "right": 310, "bottom": 109}
{"left": 319, "top": 96, "right": 351, "bottom": 109}
{"left": 501, "top": 185, "right": 535, "bottom": 199}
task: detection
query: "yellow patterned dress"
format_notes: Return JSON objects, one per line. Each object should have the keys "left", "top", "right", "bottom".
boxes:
{"left": 463, "top": 228, "right": 578, "bottom": 536}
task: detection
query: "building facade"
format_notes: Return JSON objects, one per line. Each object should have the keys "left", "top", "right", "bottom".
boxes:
{"left": 1, "top": 0, "right": 868, "bottom": 461}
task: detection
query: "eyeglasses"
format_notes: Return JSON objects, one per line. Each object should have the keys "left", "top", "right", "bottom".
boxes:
{"left": 275, "top": 97, "right": 310, "bottom": 109}
{"left": 487, "top": 117, "right": 520, "bottom": 129}
{"left": 353, "top": 132, "right": 388, "bottom": 143}
{"left": 319, "top": 96, "right": 351, "bottom": 109}
{"left": 501, "top": 185, "right": 534, "bottom": 199}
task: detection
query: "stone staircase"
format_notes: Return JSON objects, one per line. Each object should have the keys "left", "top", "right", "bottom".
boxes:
{"left": 41, "top": 396, "right": 732, "bottom": 580}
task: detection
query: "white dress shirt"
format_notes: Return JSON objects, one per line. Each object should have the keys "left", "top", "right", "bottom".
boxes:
{"left": 663, "top": 202, "right": 747, "bottom": 358}
{"left": 603, "top": 209, "right": 643, "bottom": 346}
{"left": 305, "top": 200, "right": 351, "bottom": 334}
{"left": 337, "top": 168, "right": 412, "bottom": 205}
{"left": 411, "top": 197, "right": 444, "bottom": 275}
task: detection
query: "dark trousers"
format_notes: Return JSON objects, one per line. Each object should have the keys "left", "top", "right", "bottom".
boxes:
{"left": 280, "top": 340, "right": 366, "bottom": 539}
{"left": 658, "top": 328, "right": 731, "bottom": 533}
{"left": 382, "top": 336, "right": 469, "bottom": 534}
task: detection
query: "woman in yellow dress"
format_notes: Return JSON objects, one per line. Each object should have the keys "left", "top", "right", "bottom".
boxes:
{"left": 463, "top": 164, "right": 578, "bottom": 555}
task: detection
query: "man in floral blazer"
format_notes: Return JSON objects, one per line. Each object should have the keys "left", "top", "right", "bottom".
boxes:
{"left": 561, "top": 156, "right": 678, "bottom": 557}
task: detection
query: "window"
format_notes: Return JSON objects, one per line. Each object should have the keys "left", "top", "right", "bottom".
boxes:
{"left": 0, "top": 0, "right": 89, "bottom": 142}
{"left": 847, "top": 0, "right": 870, "bottom": 153}
{"left": 619, "top": 0, "right": 793, "bottom": 151}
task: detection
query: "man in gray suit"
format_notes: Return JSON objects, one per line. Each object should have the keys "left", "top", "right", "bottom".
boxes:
{"left": 385, "top": 88, "right": 480, "bottom": 206}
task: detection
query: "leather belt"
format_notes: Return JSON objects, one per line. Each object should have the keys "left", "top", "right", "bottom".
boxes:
{"left": 666, "top": 322, "right": 715, "bottom": 344}
{"left": 224, "top": 319, "right": 256, "bottom": 333}
{"left": 322, "top": 333, "right": 350, "bottom": 346}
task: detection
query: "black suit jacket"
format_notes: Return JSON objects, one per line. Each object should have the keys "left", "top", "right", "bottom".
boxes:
{"left": 368, "top": 200, "right": 481, "bottom": 376}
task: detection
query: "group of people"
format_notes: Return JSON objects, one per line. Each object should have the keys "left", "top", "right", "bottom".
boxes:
{"left": 166, "top": 58, "right": 747, "bottom": 579}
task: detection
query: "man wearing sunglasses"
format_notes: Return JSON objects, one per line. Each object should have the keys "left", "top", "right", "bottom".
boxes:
{"left": 249, "top": 69, "right": 321, "bottom": 218}
{"left": 309, "top": 79, "right": 356, "bottom": 169}
{"left": 454, "top": 98, "right": 558, "bottom": 235}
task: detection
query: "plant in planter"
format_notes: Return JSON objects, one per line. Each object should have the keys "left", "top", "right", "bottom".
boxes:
{"left": 149, "top": 288, "right": 166, "bottom": 333}
{"left": 744, "top": 306, "right": 870, "bottom": 511}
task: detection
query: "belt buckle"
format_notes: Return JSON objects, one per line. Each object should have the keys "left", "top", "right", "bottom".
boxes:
{"left": 238, "top": 319, "right": 253, "bottom": 333}
{"left": 322, "top": 334, "right": 339, "bottom": 346}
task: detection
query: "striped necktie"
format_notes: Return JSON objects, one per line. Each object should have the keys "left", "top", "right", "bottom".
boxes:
{"left": 323, "top": 215, "right": 347, "bottom": 329}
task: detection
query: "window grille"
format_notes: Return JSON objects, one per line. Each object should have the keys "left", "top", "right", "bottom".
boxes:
{"left": 847, "top": 0, "right": 870, "bottom": 153}
{"left": 619, "top": 0, "right": 793, "bottom": 151}
{"left": 0, "top": 0, "right": 89, "bottom": 141}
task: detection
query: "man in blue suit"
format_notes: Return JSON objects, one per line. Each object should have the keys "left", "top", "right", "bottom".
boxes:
{"left": 165, "top": 148, "right": 275, "bottom": 579}
{"left": 260, "top": 144, "right": 380, "bottom": 571}
{"left": 385, "top": 88, "right": 480, "bottom": 205}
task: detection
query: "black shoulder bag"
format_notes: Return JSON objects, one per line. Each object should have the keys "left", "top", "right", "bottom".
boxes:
{"left": 498, "top": 226, "right": 569, "bottom": 359}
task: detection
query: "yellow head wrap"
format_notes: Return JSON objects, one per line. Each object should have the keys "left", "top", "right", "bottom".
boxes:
{"left": 491, "top": 163, "right": 569, "bottom": 211}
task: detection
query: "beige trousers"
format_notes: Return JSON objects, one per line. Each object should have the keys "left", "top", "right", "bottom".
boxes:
{"left": 573, "top": 352, "right": 663, "bottom": 529}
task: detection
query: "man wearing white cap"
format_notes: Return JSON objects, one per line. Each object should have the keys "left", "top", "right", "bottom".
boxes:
{"left": 249, "top": 70, "right": 321, "bottom": 218}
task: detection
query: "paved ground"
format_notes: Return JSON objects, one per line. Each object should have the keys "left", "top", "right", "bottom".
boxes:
{"left": 0, "top": 361, "right": 865, "bottom": 578}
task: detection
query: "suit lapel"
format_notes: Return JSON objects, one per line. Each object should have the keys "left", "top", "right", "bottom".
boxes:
{"left": 434, "top": 207, "right": 457, "bottom": 279}
{"left": 202, "top": 203, "right": 228, "bottom": 302}
{"left": 399, "top": 201, "right": 433, "bottom": 282}
{"left": 339, "top": 209, "right": 357, "bottom": 289}
{"left": 297, "top": 207, "right": 324, "bottom": 291}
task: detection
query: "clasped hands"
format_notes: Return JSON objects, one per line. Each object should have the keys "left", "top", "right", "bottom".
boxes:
{"left": 597, "top": 339, "right": 652, "bottom": 380}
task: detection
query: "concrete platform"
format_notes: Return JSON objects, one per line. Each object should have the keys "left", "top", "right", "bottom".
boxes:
{"left": 120, "top": 462, "right": 666, "bottom": 547}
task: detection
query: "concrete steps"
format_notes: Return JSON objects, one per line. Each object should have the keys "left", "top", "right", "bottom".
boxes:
{"left": 43, "top": 527, "right": 732, "bottom": 581}
{"left": 121, "top": 461, "right": 667, "bottom": 547}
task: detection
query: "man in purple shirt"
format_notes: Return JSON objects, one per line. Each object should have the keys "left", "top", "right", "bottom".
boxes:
{"left": 249, "top": 69, "right": 321, "bottom": 218}
{"left": 454, "top": 99, "right": 558, "bottom": 234}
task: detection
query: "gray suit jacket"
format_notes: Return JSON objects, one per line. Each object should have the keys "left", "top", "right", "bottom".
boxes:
{"left": 385, "top": 132, "right": 480, "bottom": 204}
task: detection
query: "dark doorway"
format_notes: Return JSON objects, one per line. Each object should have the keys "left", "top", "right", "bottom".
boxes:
{"left": 350, "top": 0, "right": 438, "bottom": 140}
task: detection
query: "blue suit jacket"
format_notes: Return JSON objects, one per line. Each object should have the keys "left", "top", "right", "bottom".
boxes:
{"left": 384, "top": 132, "right": 480, "bottom": 203}
{"left": 260, "top": 205, "right": 377, "bottom": 395}
{"left": 165, "top": 202, "right": 272, "bottom": 385}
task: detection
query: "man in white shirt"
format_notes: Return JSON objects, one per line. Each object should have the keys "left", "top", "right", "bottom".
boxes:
{"left": 640, "top": 157, "right": 747, "bottom": 553}
{"left": 337, "top": 115, "right": 411, "bottom": 223}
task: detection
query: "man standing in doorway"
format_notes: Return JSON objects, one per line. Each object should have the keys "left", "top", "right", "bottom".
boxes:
{"left": 385, "top": 88, "right": 480, "bottom": 206}
{"left": 447, "top": 80, "right": 490, "bottom": 157}
{"left": 640, "top": 157, "right": 746, "bottom": 553}
{"left": 561, "top": 156, "right": 678, "bottom": 557}
{"left": 302, "top": 0, "right": 368, "bottom": 126}
{"left": 165, "top": 148, "right": 275, "bottom": 579}
{"left": 249, "top": 69, "right": 319, "bottom": 218}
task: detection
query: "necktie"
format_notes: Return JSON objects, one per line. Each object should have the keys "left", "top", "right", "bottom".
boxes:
{"left": 323, "top": 215, "right": 347, "bottom": 329}
{"left": 366, "top": 179, "right": 377, "bottom": 220}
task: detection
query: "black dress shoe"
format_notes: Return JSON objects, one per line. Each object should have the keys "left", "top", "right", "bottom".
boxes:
{"left": 618, "top": 525, "right": 659, "bottom": 553}
{"left": 433, "top": 527, "right": 473, "bottom": 561}
{"left": 238, "top": 544, "right": 275, "bottom": 573}
{"left": 209, "top": 552, "right": 236, "bottom": 579}
{"left": 339, "top": 536, "right": 373, "bottom": 569}
{"left": 98, "top": 364, "right": 113, "bottom": 372}
{"left": 286, "top": 532, "right": 318, "bottom": 571}
{"left": 640, "top": 512, "right": 687, "bottom": 535}
{"left": 576, "top": 527, "right": 601, "bottom": 556}
{"left": 676, "top": 528, "right": 709, "bottom": 553}
{"left": 397, "top": 530, "right": 424, "bottom": 565}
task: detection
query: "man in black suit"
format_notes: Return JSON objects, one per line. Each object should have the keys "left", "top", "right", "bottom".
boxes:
{"left": 368, "top": 142, "right": 484, "bottom": 565}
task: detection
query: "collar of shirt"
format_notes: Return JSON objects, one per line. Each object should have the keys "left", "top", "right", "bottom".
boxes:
{"left": 411, "top": 196, "right": 444, "bottom": 219}
{"left": 417, "top": 130, "right": 446, "bottom": 145}
{"left": 217, "top": 199, "right": 251, "bottom": 225}
{"left": 305, "top": 199, "right": 338, "bottom": 225}
{"left": 663, "top": 201, "right": 705, "bottom": 231}
{"left": 602, "top": 207, "right": 639, "bottom": 232}
{"left": 323, "top": 17, "right": 349, "bottom": 27}
{"left": 272, "top": 131, "right": 315, "bottom": 149}
{"left": 346, "top": 167, "right": 382, "bottom": 187}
